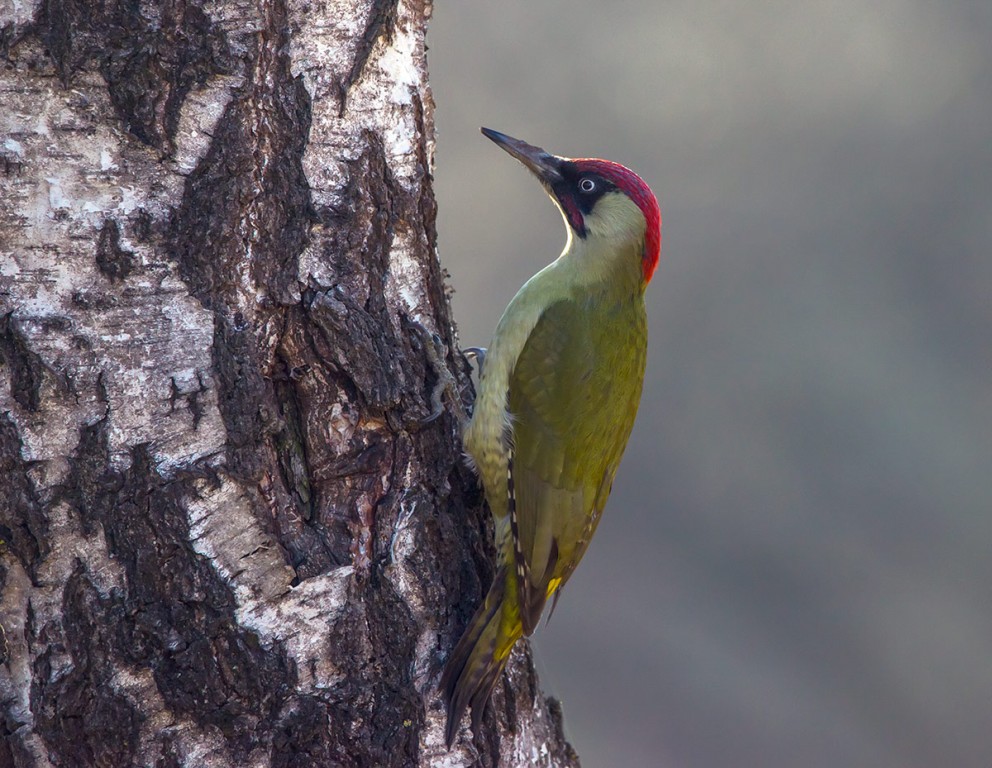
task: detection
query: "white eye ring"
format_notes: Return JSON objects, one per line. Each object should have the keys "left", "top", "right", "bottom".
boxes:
{"left": 578, "top": 178, "right": 596, "bottom": 193}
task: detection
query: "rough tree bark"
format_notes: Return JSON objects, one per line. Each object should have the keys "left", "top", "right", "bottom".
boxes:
{"left": 0, "top": 1, "right": 580, "bottom": 766}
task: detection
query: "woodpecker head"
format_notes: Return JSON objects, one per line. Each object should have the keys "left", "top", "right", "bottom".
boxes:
{"left": 482, "top": 127, "right": 661, "bottom": 283}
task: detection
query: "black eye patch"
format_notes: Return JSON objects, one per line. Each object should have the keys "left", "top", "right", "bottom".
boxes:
{"left": 558, "top": 162, "right": 615, "bottom": 214}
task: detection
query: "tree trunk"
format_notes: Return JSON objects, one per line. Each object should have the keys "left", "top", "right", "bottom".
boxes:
{"left": 0, "top": 2, "right": 579, "bottom": 766}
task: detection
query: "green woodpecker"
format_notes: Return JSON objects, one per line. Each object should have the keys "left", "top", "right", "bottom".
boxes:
{"left": 441, "top": 128, "right": 661, "bottom": 746}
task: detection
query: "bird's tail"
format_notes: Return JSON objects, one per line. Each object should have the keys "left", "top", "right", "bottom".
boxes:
{"left": 441, "top": 565, "right": 523, "bottom": 747}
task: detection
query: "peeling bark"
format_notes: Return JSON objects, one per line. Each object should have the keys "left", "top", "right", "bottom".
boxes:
{"left": 0, "top": 1, "right": 579, "bottom": 766}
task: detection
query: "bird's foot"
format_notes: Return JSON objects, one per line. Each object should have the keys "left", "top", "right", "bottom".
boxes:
{"left": 462, "top": 346, "right": 487, "bottom": 377}
{"left": 409, "top": 320, "right": 468, "bottom": 427}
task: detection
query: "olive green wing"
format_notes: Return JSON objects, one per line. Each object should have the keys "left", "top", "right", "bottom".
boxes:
{"left": 508, "top": 296, "right": 646, "bottom": 635}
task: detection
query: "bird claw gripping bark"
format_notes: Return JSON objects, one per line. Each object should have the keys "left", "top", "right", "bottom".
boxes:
{"left": 409, "top": 320, "right": 469, "bottom": 427}
{"left": 462, "top": 346, "right": 487, "bottom": 377}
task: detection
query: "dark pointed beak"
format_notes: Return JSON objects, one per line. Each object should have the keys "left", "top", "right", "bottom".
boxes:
{"left": 481, "top": 127, "right": 563, "bottom": 185}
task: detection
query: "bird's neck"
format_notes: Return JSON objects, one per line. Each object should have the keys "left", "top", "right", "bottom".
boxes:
{"left": 557, "top": 231, "right": 646, "bottom": 299}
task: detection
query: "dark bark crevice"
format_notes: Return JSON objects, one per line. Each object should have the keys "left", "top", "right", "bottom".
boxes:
{"left": 338, "top": 0, "right": 401, "bottom": 116}
{"left": 34, "top": 0, "right": 235, "bottom": 151}
{"left": 170, "top": 30, "right": 313, "bottom": 311}
{"left": 95, "top": 218, "right": 137, "bottom": 282}
{"left": 0, "top": 314, "right": 63, "bottom": 414}
{"left": 53, "top": 431, "right": 299, "bottom": 756}
{"left": 32, "top": 563, "right": 141, "bottom": 768}
{"left": 0, "top": 413, "right": 48, "bottom": 581}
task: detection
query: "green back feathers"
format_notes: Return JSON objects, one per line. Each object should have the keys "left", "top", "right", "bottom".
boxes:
{"left": 508, "top": 288, "right": 646, "bottom": 632}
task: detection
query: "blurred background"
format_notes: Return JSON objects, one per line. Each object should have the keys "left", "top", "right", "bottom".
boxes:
{"left": 428, "top": 2, "right": 991, "bottom": 766}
